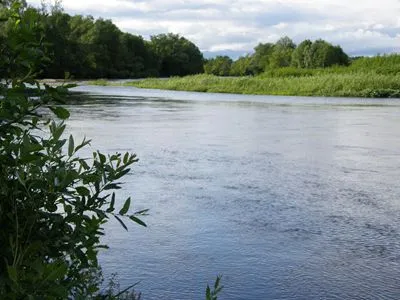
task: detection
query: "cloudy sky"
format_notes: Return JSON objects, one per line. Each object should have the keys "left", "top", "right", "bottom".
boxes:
{"left": 28, "top": 0, "right": 400, "bottom": 58}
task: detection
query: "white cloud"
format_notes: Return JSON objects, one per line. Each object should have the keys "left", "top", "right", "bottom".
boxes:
{"left": 29, "top": 0, "right": 400, "bottom": 57}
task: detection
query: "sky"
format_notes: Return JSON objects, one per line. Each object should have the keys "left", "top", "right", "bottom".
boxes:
{"left": 28, "top": 0, "right": 400, "bottom": 58}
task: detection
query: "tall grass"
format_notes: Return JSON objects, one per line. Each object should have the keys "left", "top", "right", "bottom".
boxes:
{"left": 124, "top": 73, "right": 400, "bottom": 98}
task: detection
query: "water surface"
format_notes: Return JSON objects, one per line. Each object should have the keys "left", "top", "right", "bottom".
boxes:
{"left": 66, "top": 86, "right": 400, "bottom": 299}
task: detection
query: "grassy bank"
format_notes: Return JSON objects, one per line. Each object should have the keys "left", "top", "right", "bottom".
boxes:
{"left": 88, "top": 55, "right": 400, "bottom": 98}
{"left": 119, "top": 72, "right": 400, "bottom": 98}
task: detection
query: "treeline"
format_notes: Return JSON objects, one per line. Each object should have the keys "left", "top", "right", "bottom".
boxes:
{"left": 1, "top": 1, "right": 399, "bottom": 81}
{"left": 0, "top": 2, "right": 204, "bottom": 79}
{"left": 205, "top": 37, "right": 349, "bottom": 76}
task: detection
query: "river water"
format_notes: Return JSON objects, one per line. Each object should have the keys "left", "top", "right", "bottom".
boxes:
{"left": 66, "top": 85, "right": 400, "bottom": 299}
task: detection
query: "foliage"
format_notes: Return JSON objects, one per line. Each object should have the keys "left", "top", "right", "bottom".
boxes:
{"left": 205, "top": 276, "right": 223, "bottom": 300}
{"left": 100, "top": 273, "right": 142, "bottom": 300}
{"left": 349, "top": 54, "right": 400, "bottom": 75}
{"left": 204, "top": 56, "right": 233, "bottom": 76}
{"left": 150, "top": 33, "right": 204, "bottom": 77}
{"left": 268, "top": 36, "right": 296, "bottom": 69}
{"left": 125, "top": 72, "right": 400, "bottom": 98}
{"left": 0, "top": 1, "right": 147, "bottom": 298}
{"left": 230, "top": 55, "right": 253, "bottom": 76}
{"left": 249, "top": 42, "right": 275, "bottom": 74}
{"left": 39, "top": 8, "right": 159, "bottom": 79}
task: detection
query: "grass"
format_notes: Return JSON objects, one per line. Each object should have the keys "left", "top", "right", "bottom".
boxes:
{"left": 121, "top": 73, "right": 400, "bottom": 98}
{"left": 88, "top": 55, "right": 400, "bottom": 98}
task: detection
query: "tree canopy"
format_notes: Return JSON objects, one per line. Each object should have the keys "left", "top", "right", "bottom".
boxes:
{"left": 0, "top": 1, "right": 354, "bottom": 80}
{"left": 150, "top": 33, "right": 204, "bottom": 77}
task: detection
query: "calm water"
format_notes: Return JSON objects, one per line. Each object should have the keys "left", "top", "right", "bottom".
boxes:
{"left": 67, "top": 86, "right": 400, "bottom": 299}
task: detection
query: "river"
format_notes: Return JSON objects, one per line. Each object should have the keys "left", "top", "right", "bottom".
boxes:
{"left": 66, "top": 85, "right": 400, "bottom": 299}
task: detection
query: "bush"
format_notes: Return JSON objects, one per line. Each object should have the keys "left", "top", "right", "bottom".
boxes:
{"left": 0, "top": 2, "right": 146, "bottom": 298}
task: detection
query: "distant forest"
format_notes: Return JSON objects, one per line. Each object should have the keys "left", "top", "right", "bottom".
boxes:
{"left": 0, "top": 2, "right": 397, "bottom": 79}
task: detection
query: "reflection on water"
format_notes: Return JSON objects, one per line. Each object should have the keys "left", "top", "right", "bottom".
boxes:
{"left": 66, "top": 86, "right": 400, "bottom": 299}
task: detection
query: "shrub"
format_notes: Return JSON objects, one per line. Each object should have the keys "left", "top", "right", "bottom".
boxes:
{"left": 0, "top": 2, "right": 146, "bottom": 298}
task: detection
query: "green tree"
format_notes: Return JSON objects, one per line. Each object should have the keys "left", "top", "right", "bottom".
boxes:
{"left": 89, "top": 18, "right": 123, "bottom": 78}
{"left": 230, "top": 55, "right": 253, "bottom": 76}
{"left": 150, "top": 33, "right": 204, "bottom": 77}
{"left": 119, "top": 33, "right": 159, "bottom": 78}
{"left": 269, "top": 36, "right": 296, "bottom": 69}
{"left": 40, "top": 9, "right": 73, "bottom": 78}
{"left": 308, "top": 39, "right": 349, "bottom": 68}
{"left": 64, "top": 14, "right": 97, "bottom": 78}
{"left": 204, "top": 56, "right": 233, "bottom": 76}
{"left": 291, "top": 39, "right": 313, "bottom": 68}
{"left": 249, "top": 42, "right": 274, "bottom": 74}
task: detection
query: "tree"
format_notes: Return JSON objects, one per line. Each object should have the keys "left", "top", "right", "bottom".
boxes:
{"left": 249, "top": 42, "right": 274, "bottom": 74}
{"left": 150, "top": 33, "right": 204, "bottom": 77}
{"left": 40, "top": 10, "right": 73, "bottom": 78}
{"left": 230, "top": 55, "right": 253, "bottom": 76}
{"left": 119, "top": 33, "right": 159, "bottom": 78}
{"left": 269, "top": 36, "right": 296, "bottom": 69}
{"left": 204, "top": 56, "right": 233, "bottom": 76}
{"left": 309, "top": 39, "right": 349, "bottom": 68}
{"left": 291, "top": 39, "right": 313, "bottom": 68}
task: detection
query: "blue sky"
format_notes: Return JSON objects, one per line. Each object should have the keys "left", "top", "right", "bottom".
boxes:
{"left": 29, "top": 0, "right": 400, "bottom": 58}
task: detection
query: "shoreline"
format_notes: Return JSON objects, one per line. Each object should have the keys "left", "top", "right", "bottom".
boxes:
{"left": 94, "top": 74, "right": 400, "bottom": 99}
{"left": 40, "top": 73, "right": 400, "bottom": 99}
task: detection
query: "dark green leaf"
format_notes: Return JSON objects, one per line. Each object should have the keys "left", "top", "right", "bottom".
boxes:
{"left": 99, "top": 152, "right": 106, "bottom": 164}
{"left": 76, "top": 186, "right": 90, "bottom": 197}
{"left": 106, "top": 193, "right": 115, "bottom": 213}
{"left": 79, "top": 159, "right": 90, "bottom": 170}
{"left": 74, "top": 138, "right": 91, "bottom": 153}
{"left": 68, "top": 135, "right": 74, "bottom": 157}
{"left": 49, "top": 106, "right": 70, "bottom": 120}
{"left": 134, "top": 209, "right": 150, "bottom": 215}
{"left": 114, "top": 168, "right": 130, "bottom": 180}
{"left": 114, "top": 215, "right": 128, "bottom": 231}
{"left": 7, "top": 266, "right": 17, "bottom": 283}
{"left": 119, "top": 197, "right": 131, "bottom": 215}
{"left": 129, "top": 215, "right": 147, "bottom": 227}
{"left": 123, "top": 152, "right": 129, "bottom": 164}
{"left": 53, "top": 123, "right": 66, "bottom": 141}
{"left": 43, "top": 263, "right": 68, "bottom": 282}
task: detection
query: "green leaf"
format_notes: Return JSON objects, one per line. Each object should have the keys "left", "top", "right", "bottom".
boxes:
{"left": 123, "top": 152, "right": 129, "bottom": 164}
{"left": 129, "top": 215, "right": 147, "bottom": 227}
{"left": 104, "top": 183, "right": 121, "bottom": 190}
{"left": 7, "top": 266, "right": 17, "bottom": 283}
{"left": 114, "top": 168, "right": 130, "bottom": 180}
{"left": 49, "top": 106, "right": 70, "bottom": 120}
{"left": 53, "top": 123, "right": 66, "bottom": 141}
{"left": 43, "top": 262, "right": 68, "bottom": 282}
{"left": 134, "top": 209, "right": 150, "bottom": 215}
{"left": 68, "top": 135, "right": 74, "bottom": 157}
{"left": 106, "top": 193, "right": 115, "bottom": 213}
{"left": 99, "top": 152, "right": 106, "bottom": 164}
{"left": 119, "top": 197, "right": 131, "bottom": 215}
{"left": 75, "top": 137, "right": 91, "bottom": 152}
{"left": 76, "top": 186, "right": 90, "bottom": 197}
{"left": 79, "top": 159, "right": 90, "bottom": 170}
{"left": 206, "top": 285, "right": 211, "bottom": 300}
{"left": 114, "top": 215, "right": 128, "bottom": 231}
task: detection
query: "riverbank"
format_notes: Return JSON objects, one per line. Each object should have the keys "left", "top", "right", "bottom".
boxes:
{"left": 88, "top": 72, "right": 400, "bottom": 98}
